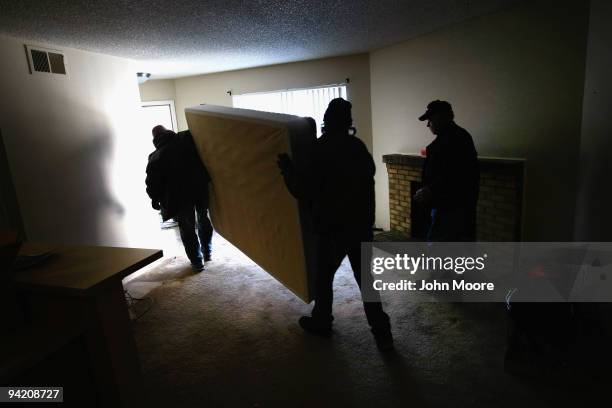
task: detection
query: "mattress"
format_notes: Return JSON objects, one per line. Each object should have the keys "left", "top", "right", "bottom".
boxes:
{"left": 185, "top": 105, "right": 317, "bottom": 302}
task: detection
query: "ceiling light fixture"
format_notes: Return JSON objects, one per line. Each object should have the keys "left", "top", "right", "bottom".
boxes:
{"left": 137, "top": 72, "right": 151, "bottom": 84}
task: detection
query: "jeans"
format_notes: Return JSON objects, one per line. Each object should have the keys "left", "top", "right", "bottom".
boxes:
{"left": 176, "top": 198, "right": 213, "bottom": 266}
{"left": 311, "top": 231, "right": 390, "bottom": 330}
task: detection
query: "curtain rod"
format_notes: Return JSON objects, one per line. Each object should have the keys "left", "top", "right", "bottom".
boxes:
{"left": 228, "top": 80, "right": 350, "bottom": 97}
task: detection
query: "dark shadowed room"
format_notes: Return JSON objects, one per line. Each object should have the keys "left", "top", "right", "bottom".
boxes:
{"left": 1, "top": 0, "right": 612, "bottom": 407}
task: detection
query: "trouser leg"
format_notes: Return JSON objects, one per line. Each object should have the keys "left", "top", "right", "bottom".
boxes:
{"left": 428, "top": 206, "right": 479, "bottom": 242}
{"left": 176, "top": 204, "right": 202, "bottom": 266}
{"left": 311, "top": 236, "right": 344, "bottom": 322}
{"left": 195, "top": 199, "right": 213, "bottom": 258}
{"left": 347, "top": 238, "right": 391, "bottom": 330}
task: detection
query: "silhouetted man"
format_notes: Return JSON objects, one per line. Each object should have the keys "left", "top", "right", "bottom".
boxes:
{"left": 146, "top": 125, "right": 213, "bottom": 271}
{"left": 414, "top": 100, "right": 479, "bottom": 241}
{"left": 277, "top": 98, "right": 393, "bottom": 351}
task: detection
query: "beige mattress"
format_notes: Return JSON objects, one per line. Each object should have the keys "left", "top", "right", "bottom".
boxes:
{"left": 185, "top": 105, "right": 317, "bottom": 302}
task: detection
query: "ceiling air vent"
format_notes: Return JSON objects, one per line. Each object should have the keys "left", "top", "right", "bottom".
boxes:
{"left": 25, "top": 45, "right": 67, "bottom": 76}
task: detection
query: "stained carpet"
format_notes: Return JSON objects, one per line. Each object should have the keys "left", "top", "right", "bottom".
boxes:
{"left": 124, "top": 232, "right": 610, "bottom": 408}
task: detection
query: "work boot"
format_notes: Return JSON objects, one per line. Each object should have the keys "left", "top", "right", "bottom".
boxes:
{"left": 372, "top": 326, "right": 394, "bottom": 351}
{"left": 298, "top": 316, "right": 333, "bottom": 337}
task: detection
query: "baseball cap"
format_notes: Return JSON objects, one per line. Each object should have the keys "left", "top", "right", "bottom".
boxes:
{"left": 418, "top": 100, "right": 453, "bottom": 121}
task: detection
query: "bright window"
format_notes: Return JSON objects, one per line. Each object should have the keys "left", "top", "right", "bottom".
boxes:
{"left": 141, "top": 100, "right": 178, "bottom": 132}
{"left": 232, "top": 85, "right": 347, "bottom": 136}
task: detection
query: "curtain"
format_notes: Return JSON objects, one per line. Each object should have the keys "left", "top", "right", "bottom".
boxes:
{"left": 233, "top": 85, "right": 347, "bottom": 136}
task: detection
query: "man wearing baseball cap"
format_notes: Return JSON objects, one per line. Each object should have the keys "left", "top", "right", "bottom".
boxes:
{"left": 414, "top": 100, "right": 479, "bottom": 241}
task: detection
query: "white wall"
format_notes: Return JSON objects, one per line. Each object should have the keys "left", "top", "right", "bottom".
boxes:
{"left": 173, "top": 54, "right": 374, "bottom": 152}
{"left": 574, "top": 0, "right": 612, "bottom": 241}
{"left": 370, "top": 0, "right": 589, "bottom": 240}
{"left": 139, "top": 79, "right": 176, "bottom": 102}
{"left": 0, "top": 34, "right": 162, "bottom": 247}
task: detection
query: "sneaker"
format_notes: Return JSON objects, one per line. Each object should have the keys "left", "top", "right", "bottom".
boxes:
{"left": 204, "top": 253, "right": 212, "bottom": 262}
{"left": 298, "top": 316, "right": 332, "bottom": 337}
{"left": 372, "top": 327, "right": 394, "bottom": 351}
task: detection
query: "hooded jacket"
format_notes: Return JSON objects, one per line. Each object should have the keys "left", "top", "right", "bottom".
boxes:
{"left": 282, "top": 129, "right": 375, "bottom": 238}
{"left": 145, "top": 130, "right": 210, "bottom": 221}
{"left": 312, "top": 131, "right": 375, "bottom": 237}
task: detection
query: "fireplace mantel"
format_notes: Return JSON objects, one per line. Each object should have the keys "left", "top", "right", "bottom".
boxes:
{"left": 383, "top": 153, "right": 525, "bottom": 241}
{"left": 383, "top": 153, "right": 525, "bottom": 175}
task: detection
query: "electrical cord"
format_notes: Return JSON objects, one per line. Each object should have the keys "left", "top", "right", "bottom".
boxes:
{"left": 124, "top": 289, "right": 154, "bottom": 322}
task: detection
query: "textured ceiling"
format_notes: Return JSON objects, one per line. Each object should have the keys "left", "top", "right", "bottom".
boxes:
{"left": 0, "top": 0, "right": 520, "bottom": 78}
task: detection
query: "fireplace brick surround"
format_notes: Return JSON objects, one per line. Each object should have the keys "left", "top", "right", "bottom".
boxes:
{"left": 383, "top": 154, "right": 525, "bottom": 241}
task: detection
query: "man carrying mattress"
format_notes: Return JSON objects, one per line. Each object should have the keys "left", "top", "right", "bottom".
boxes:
{"left": 277, "top": 98, "right": 393, "bottom": 351}
{"left": 146, "top": 125, "right": 213, "bottom": 271}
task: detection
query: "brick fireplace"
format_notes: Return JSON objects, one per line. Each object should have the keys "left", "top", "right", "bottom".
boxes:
{"left": 383, "top": 154, "right": 525, "bottom": 241}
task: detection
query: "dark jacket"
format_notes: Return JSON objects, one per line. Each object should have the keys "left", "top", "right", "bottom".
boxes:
{"left": 145, "top": 130, "right": 210, "bottom": 221}
{"left": 285, "top": 131, "right": 375, "bottom": 237}
{"left": 422, "top": 122, "right": 479, "bottom": 210}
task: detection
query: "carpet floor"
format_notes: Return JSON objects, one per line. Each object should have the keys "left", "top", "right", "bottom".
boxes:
{"left": 124, "top": 232, "right": 611, "bottom": 408}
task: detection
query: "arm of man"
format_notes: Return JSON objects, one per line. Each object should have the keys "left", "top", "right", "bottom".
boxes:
{"left": 415, "top": 142, "right": 453, "bottom": 206}
{"left": 182, "top": 130, "right": 211, "bottom": 193}
{"left": 428, "top": 135, "right": 477, "bottom": 205}
{"left": 145, "top": 155, "right": 165, "bottom": 209}
{"left": 277, "top": 153, "right": 307, "bottom": 199}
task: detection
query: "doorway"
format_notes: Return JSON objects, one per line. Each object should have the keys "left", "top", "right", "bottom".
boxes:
{"left": 141, "top": 100, "right": 178, "bottom": 133}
